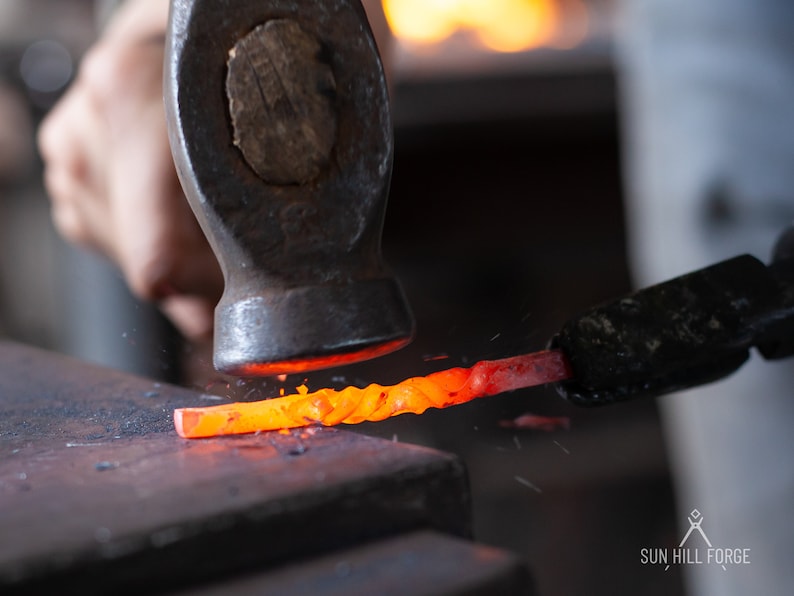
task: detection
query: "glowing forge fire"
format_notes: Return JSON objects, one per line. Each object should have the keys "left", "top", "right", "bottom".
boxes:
{"left": 382, "top": 0, "right": 589, "bottom": 53}
{"left": 174, "top": 350, "right": 573, "bottom": 438}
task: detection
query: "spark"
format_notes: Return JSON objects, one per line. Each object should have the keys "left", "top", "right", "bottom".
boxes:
{"left": 242, "top": 388, "right": 262, "bottom": 400}
{"left": 422, "top": 353, "right": 450, "bottom": 362}
{"left": 499, "top": 413, "right": 571, "bottom": 431}
{"left": 514, "top": 475, "right": 542, "bottom": 493}
{"left": 66, "top": 442, "right": 106, "bottom": 447}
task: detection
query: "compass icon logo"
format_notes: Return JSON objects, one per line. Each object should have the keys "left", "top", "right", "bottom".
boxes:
{"left": 679, "top": 509, "right": 713, "bottom": 548}
{"left": 640, "top": 508, "right": 751, "bottom": 571}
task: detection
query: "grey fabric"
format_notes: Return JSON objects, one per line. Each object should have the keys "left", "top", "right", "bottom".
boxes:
{"left": 617, "top": 0, "right": 794, "bottom": 594}
{"left": 95, "top": 0, "right": 126, "bottom": 30}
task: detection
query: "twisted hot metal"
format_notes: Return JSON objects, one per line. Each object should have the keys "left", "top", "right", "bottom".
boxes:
{"left": 174, "top": 350, "right": 572, "bottom": 438}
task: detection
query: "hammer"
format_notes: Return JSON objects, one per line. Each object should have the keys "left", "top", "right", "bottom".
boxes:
{"left": 164, "top": 0, "right": 414, "bottom": 376}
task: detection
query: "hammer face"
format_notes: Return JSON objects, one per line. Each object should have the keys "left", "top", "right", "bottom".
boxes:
{"left": 165, "top": 0, "right": 414, "bottom": 374}
{"left": 215, "top": 279, "right": 414, "bottom": 376}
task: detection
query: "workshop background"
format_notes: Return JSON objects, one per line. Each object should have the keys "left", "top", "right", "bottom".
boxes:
{"left": 0, "top": 1, "right": 683, "bottom": 594}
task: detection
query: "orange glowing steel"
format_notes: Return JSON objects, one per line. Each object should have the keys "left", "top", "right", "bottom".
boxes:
{"left": 229, "top": 339, "right": 411, "bottom": 376}
{"left": 174, "top": 350, "right": 573, "bottom": 438}
{"left": 382, "top": 0, "right": 584, "bottom": 53}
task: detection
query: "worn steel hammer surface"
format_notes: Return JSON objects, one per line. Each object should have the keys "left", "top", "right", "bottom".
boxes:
{"left": 165, "top": 0, "right": 414, "bottom": 376}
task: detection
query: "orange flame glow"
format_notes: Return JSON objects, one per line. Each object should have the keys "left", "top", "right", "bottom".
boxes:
{"left": 382, "top": 0, "right": 587, "bottom": 53}
{"left": 174, "top": 350, "right": 572, "bottom": 438}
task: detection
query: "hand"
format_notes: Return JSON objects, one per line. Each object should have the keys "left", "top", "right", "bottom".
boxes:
{"left": 38, "top": 0, "right": 223, "bottom": 340}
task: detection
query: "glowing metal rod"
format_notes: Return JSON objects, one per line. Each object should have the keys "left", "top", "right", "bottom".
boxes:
{"left": 174, "top": 349, "right": 572, "bottom": 439}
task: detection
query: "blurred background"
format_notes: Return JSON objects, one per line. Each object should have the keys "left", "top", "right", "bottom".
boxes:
{"left": 0, "top": 1, "right": 682, "bottom": 594}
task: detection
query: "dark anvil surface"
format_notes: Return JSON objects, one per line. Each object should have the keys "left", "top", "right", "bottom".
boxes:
{"left": 0, "top": 341, "right": 471, "bottom": 595}
{"left": 177, "top": 529, "right": 533, "bottom": 596}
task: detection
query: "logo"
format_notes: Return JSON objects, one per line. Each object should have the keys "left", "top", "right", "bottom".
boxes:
{"left": 640, "top": 509, "right": 751, "bottom": 571}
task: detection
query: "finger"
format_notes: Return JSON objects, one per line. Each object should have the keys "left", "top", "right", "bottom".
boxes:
{"left": 160, "top": 294, "right": 216, "bottom": 341}
{"left": 102, "top": 50, "right": 222, "bottom": 303}
{"left": 107, "top": 110, "right": 181, "bottom": 299}
{"left": 46, "top": 165, "right": 100, "bottom": 249}
{"left": 84, "top": 37, "right": 175, "bottom": 299}
{"left": 39, "top": 87, "right": 118, "bottom": 258}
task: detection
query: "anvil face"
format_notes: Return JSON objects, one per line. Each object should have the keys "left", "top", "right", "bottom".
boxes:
{"left": 0, "top": 342, "right": 481, "bottom": 593}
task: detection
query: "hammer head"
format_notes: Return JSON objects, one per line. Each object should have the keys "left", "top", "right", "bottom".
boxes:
{"left": 164, "top": 0, "right": 414, "bottom": 375}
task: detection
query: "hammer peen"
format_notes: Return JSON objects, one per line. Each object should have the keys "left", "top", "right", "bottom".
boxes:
{"left": 164, "top": 0, "right": 414, "bottom": 376}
